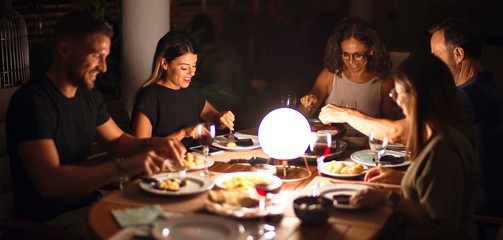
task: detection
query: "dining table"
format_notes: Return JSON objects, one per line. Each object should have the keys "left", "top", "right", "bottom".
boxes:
{"left": 88, "top": 129, "right": 403, "bottom": 240}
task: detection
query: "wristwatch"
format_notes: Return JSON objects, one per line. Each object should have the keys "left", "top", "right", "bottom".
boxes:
{"left": 386, "top": 191, "right": 401, "bottom": 208}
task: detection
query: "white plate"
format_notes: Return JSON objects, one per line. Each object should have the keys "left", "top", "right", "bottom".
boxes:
{"left": 213, "top": 133, "right": 260, "bottom": 151}
{"left": 318, "top": 183, "right": 370, "bottom": 210}
{"left": 187, "top": 158, "right": 215, "bottom": 171}
{"left": 350, "top": 149, "right": 409, "bottom": 168}
{"left": 213, "top": 172, "right": 282, "bottom": 192}
{"left": 151, "top": 214, "right": 245, "bottom": 240}
{"left": 139, "top": 173, "right": 214, "bottom": 196}
{"left": 319, "top": 161, "right": 368, "bottom": 178}
{"left": 168, "top": 158, "right": 214, "bottom": 171}
{"left": 205, "top": 192, "right": 287, "bottom": 219}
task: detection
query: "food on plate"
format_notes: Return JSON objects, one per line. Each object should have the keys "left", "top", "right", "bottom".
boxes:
{"left": 235, "top": 138, "right": 254, "bottom": 147}
{"left": 226, "top": 141, "right": 237, "bottom": 148}
{"left": 377, "top": 155, "right": 406, "bottom": 165}
{"left": 311, "top": 122, "right": 339, "bottom": 133}
{"left": 154, "top": 178, "right": 186, "bottom": 191}
{"left": 222, "top": 175, "right": 271, "bottom": 190}
{"left": 207, "top": 189, "right": 259, "bottom": 208}
{"left": 325, "top": 161, "right": 364, "bottom": 175}
{"left": 184, "top": 152, "right": 204, "bottom": 168}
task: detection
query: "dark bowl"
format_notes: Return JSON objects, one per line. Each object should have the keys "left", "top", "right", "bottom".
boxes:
{"left": 293, "top": 196, "right": 333, "bottom": 225}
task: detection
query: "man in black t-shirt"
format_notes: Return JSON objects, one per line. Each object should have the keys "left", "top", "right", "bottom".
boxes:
{"left": 6, "top": 11, "right": 185, "bottom": 237}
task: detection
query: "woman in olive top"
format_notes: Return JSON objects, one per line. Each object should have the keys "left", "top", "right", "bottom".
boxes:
{"left": 350, "top": 53, "right": 477, "bottom": 239}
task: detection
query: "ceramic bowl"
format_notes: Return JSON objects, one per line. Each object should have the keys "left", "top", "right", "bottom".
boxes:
{"left": 293, "top": 196, "right": 333, "bottom": 225}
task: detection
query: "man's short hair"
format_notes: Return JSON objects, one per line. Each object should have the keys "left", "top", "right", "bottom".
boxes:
{"left": 429, "top": 18, "right": 482, "bottom": 60}
{"left": 53, "top": 11, "right": 113, "bottom": 45}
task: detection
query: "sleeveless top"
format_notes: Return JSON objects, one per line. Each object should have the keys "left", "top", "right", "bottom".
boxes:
{"left": 325, "top": 72, "right": 382, "bottom": 118}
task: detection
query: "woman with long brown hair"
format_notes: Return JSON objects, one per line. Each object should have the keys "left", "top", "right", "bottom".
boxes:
{"left": 131, "top": 31, "right": 234, "bottom": 147}
{"left": 350, "top": 52, "right": 477, "bottom": 239}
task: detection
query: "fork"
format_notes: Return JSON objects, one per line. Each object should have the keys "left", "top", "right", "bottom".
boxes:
{"left": 228, "top": 129, "right": 236, "bottom": 143}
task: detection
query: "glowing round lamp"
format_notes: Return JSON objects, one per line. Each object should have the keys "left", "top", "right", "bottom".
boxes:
{"left": 258, "top": 107, "right": 312, "bottom": 181}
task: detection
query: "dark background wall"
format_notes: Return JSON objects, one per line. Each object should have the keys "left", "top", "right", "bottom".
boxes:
{"left": 11, "top": 0, "right": 503, "bottom": 129}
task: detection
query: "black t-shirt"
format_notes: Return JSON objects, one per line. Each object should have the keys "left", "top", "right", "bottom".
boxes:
{"left": 6, "top": 75, "right": 110, "bottom": 221}
{"left": 458, "top": 71, "right": 503, "bottom": 217}
{"left": 131, "top": 83, "right": 205, "bottom": 147}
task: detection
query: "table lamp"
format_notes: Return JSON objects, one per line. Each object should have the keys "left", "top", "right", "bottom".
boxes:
{"left": 258, "top": 107, "right": 312, "bottom": 181}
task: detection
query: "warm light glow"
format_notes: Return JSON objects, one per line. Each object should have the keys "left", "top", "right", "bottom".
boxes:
{"left": 258, "top": 107, "right": 311, "bottom": 160}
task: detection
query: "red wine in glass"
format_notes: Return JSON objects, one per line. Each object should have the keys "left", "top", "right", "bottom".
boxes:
{"left": 252, "top": 184, "right": 276, "bottom": 239}
{"left": 310, "top": 132, "right": 331, "bottom": 196}
{"left": 198, "top": 134, "right": 214, "bottom": 146}
{"left": 312, "top": 143, "right": 330, "bottom": 157}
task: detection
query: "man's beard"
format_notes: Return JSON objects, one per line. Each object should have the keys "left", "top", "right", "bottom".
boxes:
{"left": 447, "top": 55, "right": 461, "bottom": 85}
{"left": 68, "top": 68, "right": 95, "bottom": 90}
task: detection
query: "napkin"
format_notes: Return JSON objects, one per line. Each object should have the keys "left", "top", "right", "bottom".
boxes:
{"left": 111, "top": 204, "right": 168, "bottom": 227}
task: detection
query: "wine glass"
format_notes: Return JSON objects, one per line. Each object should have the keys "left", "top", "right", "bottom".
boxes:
{"left": 368, "top": 131, "right": 388, "bottom": 166}
{"left": 247, "top": 184, "right": 276, "bottom": 240}
{"left": 309, "top": 132, "right": 331, "bottom": 196}
{"left": 340, "top": 99, "right": 357, "bottom": 135}
{"left": 195, "top": 123, "right": 216, "bottom": 176}
{"left": 280, "top": 95, "right": 297, "bottom": 108}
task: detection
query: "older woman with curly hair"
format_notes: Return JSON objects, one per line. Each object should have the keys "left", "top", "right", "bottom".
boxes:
{"left": 300, "top": 17, "right": 397, "bottom": 119}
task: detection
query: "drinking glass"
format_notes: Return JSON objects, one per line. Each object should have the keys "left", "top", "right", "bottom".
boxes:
{"left": 368, "top": 131, "right": 388, "bottom": 166}
{"left": 280, "top": 95, "right": 297, "bottom": 108}
{"left": 247, "top": 184, "right": 276, "bottom": 240}
{"left": 309, "top": 132, "right": 331, "bottom": 196}
{"left": 195, "top": 123, "right": 216, "bottom": 176}
{"left": 340, "top": 99, "right": 357, "bottom": 135}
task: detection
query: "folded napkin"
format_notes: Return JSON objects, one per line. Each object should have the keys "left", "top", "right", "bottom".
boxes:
{"left": 112, "top": 205, "right": 175, "bottom": 238}
{"left": 111, "top": 204, "right": 168, "bottom": 228}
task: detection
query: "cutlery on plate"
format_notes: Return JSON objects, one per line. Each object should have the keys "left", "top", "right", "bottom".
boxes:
{"left": 228, "top": 129, "right": 236, "bottom": 143}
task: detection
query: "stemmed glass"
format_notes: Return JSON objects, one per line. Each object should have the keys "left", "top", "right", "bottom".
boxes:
{"left": 310, "top": 132, "right": 331, "bottom": 196}
{"left": 280, "top": 95, "right": 297, "bottom": 108}
{"left": 341, "top": 99, "right": 357, "bottom": 134}
{"left": 368, "top": 131, "right": 388, "bottom": 166}
{"left": 247, "top": 184, "right": 276, "bottom": 240}
{"left": 195, "top": 123, "right": 215, "bottom": 177}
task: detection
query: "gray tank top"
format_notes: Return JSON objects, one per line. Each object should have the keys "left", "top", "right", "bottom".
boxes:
{"left": 325, "top": 72, "right": 382, "bottom": 118}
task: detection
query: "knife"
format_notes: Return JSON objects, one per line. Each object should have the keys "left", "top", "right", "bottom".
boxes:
{"left": 229, "top": 157, "right": 271, "bottom": 166}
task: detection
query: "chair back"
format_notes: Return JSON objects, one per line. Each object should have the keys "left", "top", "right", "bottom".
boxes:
{"left": 0, "top": 87, "right": 19, "bottom": 218}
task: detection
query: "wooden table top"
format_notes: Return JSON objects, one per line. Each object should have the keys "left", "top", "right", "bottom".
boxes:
{"left": 88, "top": 134, "right": 401, "bottom": 240}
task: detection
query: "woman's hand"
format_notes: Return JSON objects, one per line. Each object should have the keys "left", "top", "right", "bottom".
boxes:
{"left": 217, "top": 111, "right": 235, "bottom": 130}
{"left": 364, "top": 166, "right": 403, "bottom": 184}
{"left": 349, "top": 188, "right": 387, "bottom": 208}
{"left": 318, "top": 104, "right": 350, "bottom": 124}
{"left": 300, "top": 94, "right": 318, "bottom": 108}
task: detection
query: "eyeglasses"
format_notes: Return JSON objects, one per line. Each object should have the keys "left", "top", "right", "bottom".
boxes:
{"left": 341, "top": 51, "right": 369, "bottom": 61}
{"left": 389, "top": 88, "right": 398, "bottom": 101}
